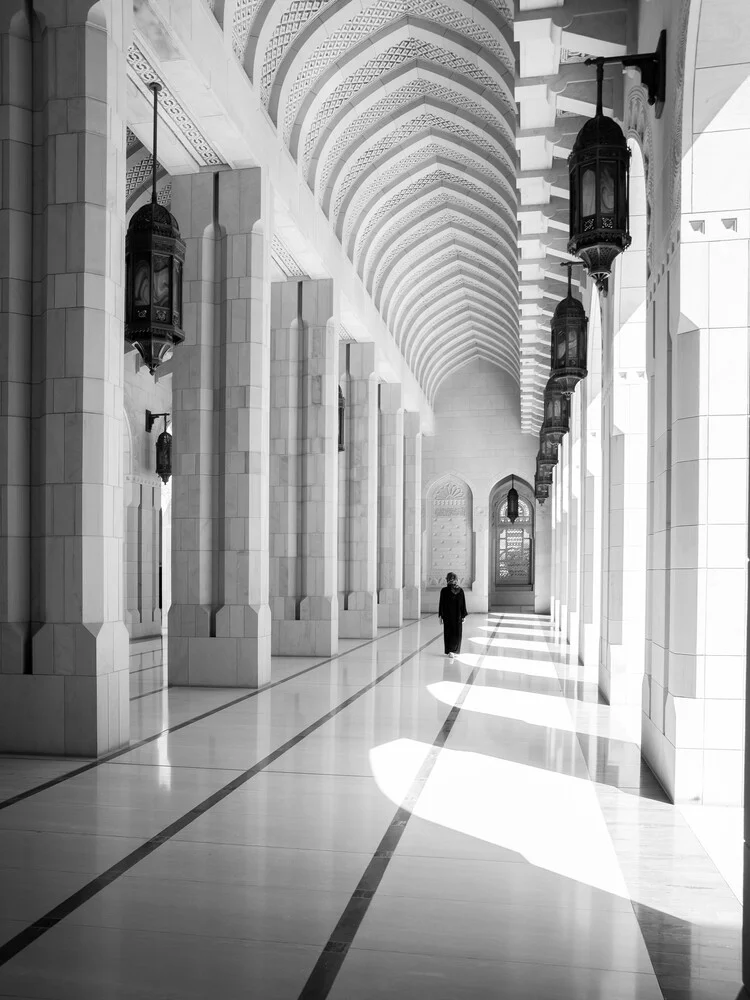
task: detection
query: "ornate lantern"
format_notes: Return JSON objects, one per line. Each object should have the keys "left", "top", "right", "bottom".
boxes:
{"left": 541, "top": 378, "right": 569, "bottom": 446}
{"left": 125, "top": 82, "right": 186, "bottom": 374}
{"left": 146, "top": 410, "right": 172, "bottom": 485}
{"left": 534, "top": 480, "right": 550, "bottom": 504}
{"left": 506, "top": 476, "right": 519, "bottom": 523}
{"left": 537, "top": 440, "right": 558, "bottom": 473}
{"left": 568, "top": 33, "right": 665, "bottom": 292}
{"left": 338, "top": 386, "right": 345, "bottom": 452}
{"left": 550, "top": 263, "right": 588, "bottom": 395}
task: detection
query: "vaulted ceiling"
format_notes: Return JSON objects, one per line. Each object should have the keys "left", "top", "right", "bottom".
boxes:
{"left": 127, "top": 0, "right": 634, "bottom": 429}
{"left": 234, "top": 0, "right": 519, "bottom": 404}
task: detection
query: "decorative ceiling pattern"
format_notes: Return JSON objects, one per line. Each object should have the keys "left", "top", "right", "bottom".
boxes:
{"left": 232, "top": 0, "right": 519, "bottom": 402}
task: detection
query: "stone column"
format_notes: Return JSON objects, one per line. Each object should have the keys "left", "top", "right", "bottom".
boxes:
{"left": 378, "top": 383, "right": 404, "bottom": 627}
{"left": 169, "top": 168, "right": 272, "bottom": 687}
{"left": 0, "top": 4, "right": 33, "bottom": 677}
{"left": 402, "top": 412, "right": 422, "bottom": 619}
{"left": 578, "top": 298, "right": 603, "bottom": 666}
{"left": 0, "top": 0, "right": 131, "bottom": 755}
{"left": 270, "top": 280, "right": 338, "bottom": 656}
{"left": 339, "top": 343, "right": 378, "bottom": 639}
{"left": 566, "top": 389, "right": 582, "bottom": 656}
{"left": 124, "top": 478, "right": 162, "bottom": 638}
{"left": 555, "top": 436, "right": 570, "bottom": 636}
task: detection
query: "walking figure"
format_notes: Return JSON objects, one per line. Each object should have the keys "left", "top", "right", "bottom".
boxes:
{"left": 438, "top": 572, "right": 467, "bottom": 658}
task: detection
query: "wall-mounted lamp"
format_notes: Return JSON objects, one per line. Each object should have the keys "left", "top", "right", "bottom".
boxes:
{"left": 567, "top": 32, "right": 666, "bottom": 292}
{"left": 146, "top": 410, "right": 172, "bottom": 485}
{"left": 550, "top": 262, "right": 588, "bottom": 396}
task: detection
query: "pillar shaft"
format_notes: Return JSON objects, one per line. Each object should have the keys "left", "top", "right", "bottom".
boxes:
{"left": 0, "top": 0, "right": 131, "bottom": 755}
{"left": 124, "top": 479, "right": 162, "bottom": 638}
{"left": 339, "top": 343, "right": 378, "bottom": 638}
{"left": 270, "top": 280, "right": 338, "bottom": 656}
{"left": 378, "top": 383, "right": 404, "bottom": 627}
{"left": 403, "top": 411, "right": 422, "bottom": 620}
{"left": 169, "top": 168, "right": 271, "bottom": 687}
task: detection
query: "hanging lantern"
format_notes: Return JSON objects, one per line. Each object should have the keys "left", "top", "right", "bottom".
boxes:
{"left": 534, "top": 480, "right": 550, "bottom": 504}
{"left": 541, "top": 378, "right": 569, "bottom": 446}
{"left": 506, "top": 476, "right": 519, "bottom": 523}
{"left": 125, "top": 82, "right": 186, "bottom": 374}
{"left": 338, "top": 386, "right": 345, "bottom": 452}
{"left": 537, "top": 440, "right": 558, "bottom": 474}
{"left": 568, "top": 34, "right": 666, "bottom": 292}
{"left": 550, "top": 262, "right": 588, "bottom": 395}
{"left": 146, "top": 410, "right": 172, "bottom": 485}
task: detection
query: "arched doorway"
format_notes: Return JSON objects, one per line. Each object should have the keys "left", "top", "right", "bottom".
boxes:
{"left": 489, "top": 477, "right": 535, "bottom": 610}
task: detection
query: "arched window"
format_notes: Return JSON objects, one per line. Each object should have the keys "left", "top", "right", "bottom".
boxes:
{"left": 490, "top": 485, "right": 534, "bottom": 590}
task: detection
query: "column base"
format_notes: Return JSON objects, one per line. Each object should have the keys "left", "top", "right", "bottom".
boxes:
{"left": 402, "top": 586, "right": 421, "bottom": 620}
{"left": 272, "top": 596, "right": 338, "bottom": 656}
{"left": 0, "top": 663, "right": 129, "bottom": 757}
{"left": 378, "top": 589, "right": 403, "bottom": 628}
{"left": 169, "top": 604, "right": 272, "bottom": 688}
{"left": 340, "top": 591, "right": 377, "bottom": 639}
{"left": 273, "top": 620, "right": 338, "bottom": 656}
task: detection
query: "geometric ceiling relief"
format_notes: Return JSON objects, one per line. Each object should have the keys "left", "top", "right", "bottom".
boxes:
{"left": 237, "top": 0, "right": 519, "bottom": 407}
{"left": 338, "top": 140, "right": 513, "bottom": 247}
{"left": 332, "top": 110, "right": 516, "bottom": 226}
{"left": 311, "top": 73, "right": 515, "bottom": 197}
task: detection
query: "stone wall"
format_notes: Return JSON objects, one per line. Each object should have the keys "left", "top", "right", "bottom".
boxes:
{"left": 422, "top": 360, "right": 541, "bottom": 612}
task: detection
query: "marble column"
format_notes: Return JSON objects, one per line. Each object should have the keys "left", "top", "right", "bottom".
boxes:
{"left": 566, "top": 389, "right": 582, "bottom": 657}
{"left": 378, "top": 383, "right": 404, "bottom": 627}
{"left": 124, "top": 478, "right": 162, "bottom": 638}
{"left": 339, "top": 343, "right": 378, "bottom": 639}
{"left": 0, "top": 0, "right": 131, "bottom": 755}
{"left": 402, "top": 412, "right": 422, "bottom": 620}
{"left": 169, "top": 168, "right": 272, "bottom": 687}
{"left": 578, "top": 299, "right": 603, "bottom": 667}
{"left": 270, "top": 280, "right": 338, "bottom": 656}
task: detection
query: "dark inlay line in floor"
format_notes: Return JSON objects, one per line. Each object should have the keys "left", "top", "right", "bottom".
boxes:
{"left": 296, "top": 621, "right": 501, "bottom": 1000}
{"left": 0, "top": 616, "right": 432, "bottom": 813}
{"left": 0, "top": 631, "right": 441, "bottom": 968}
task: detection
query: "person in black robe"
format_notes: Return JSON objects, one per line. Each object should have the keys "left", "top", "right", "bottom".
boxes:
{"left": 438, "top": 572, "right": 468, "bottom": 657}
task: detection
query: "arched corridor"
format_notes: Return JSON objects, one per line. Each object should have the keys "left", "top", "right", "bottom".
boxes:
{"left": 1, "top": 0, "right": 750, "bottom": 994}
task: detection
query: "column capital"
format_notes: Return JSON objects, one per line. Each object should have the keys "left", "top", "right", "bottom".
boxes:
{"left": 347, "top": 341, "right": 377, "bottom": 379}
{"left": 379, "top": 381, "right": 402, "bottom": 413}
{"left": 404, "top": 411, "right": 421, "bottom": 438}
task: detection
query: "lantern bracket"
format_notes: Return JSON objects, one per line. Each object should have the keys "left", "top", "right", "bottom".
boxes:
{"left": 146, "top": 410, "right": 169, "bottom": 433}
{"left": 585, "top": 30, "right": 666, "bottom": 119}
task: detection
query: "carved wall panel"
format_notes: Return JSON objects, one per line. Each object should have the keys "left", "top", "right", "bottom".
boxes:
{"left": 425, "top": 477, "right": 473, "bottom": 588}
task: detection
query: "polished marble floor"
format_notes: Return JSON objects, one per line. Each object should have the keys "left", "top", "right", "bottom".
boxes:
{"left": 0, "top": 613, "right": 742, "bottom": 999}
